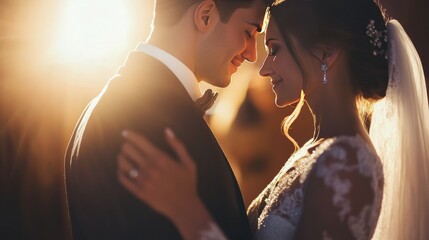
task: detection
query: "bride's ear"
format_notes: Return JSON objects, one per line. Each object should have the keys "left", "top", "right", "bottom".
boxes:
{"left": 194, "top": 0, "right": 218, "bottom": 32}
{"left": 319, "top": 45, "right": 341, "bottom": 68}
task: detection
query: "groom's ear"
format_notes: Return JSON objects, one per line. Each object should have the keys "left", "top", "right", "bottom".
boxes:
{"left": 194, "top": 0, "right": 218, "bottom": 32}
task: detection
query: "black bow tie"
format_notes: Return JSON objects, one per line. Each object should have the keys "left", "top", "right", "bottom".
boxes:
{"left": 194, "top": 89, "right": 218, "bottom": 115}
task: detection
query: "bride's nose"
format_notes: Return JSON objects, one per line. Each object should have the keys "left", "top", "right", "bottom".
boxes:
{"left": 259, "top": 58, "right": 274, "bottom": 77}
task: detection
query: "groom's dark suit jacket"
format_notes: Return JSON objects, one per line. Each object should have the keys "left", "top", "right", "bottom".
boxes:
{"left": 65, "top": 51, "right": 251, "bottom": 239}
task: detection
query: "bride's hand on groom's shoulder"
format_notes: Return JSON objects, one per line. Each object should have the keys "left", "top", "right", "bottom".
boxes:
{"left": 117, "top": 128, "right": 200, "bottom": 221}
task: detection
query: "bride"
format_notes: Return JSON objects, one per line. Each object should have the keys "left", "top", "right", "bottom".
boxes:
{"left": 116, "top": 0, "right": 429, "bottom": 239}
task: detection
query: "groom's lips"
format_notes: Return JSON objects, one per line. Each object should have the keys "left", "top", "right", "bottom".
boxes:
{"left": 231, "top": 59, "right": 243, "bottom": 68}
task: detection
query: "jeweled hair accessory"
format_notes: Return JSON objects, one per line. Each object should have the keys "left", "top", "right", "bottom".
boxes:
{"left": 366, "top": 19, "right": 388, "bottom": 59}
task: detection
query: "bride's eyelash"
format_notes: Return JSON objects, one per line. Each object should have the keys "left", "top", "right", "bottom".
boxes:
{"left": 268, "top": 46, "right": 278, "bottom": 56}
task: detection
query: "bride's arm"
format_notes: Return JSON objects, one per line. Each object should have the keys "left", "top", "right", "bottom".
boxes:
{"left": 117, "top": 129, "right": 227, "bottom": 240}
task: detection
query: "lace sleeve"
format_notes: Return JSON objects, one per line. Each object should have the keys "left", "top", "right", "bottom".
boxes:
{"left": 294, "top": 139, "right": 382, "bottom": 240}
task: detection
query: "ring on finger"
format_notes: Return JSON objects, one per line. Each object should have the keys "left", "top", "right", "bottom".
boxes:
{"left": 129, "top": 168, "right": 139, "bottom": 179}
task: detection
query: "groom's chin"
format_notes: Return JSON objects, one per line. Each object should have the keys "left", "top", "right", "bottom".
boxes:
{"left": 217, "top": 78, "right": 232, "bottom": 88}
{"left": 204, "top": 77, "right": 231, "bottom": 89}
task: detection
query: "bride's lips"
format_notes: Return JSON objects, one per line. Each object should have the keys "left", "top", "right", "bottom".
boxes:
{"left": 271, "top": 78, "right": 283, "bottom": 87}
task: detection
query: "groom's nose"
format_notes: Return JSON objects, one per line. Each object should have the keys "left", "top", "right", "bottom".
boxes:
{"left": 242, "top": 35, "right": 257, "bottom": 63}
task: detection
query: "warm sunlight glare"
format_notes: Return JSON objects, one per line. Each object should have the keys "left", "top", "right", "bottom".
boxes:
{"left": 52, "top": 0, "right": 130, "bottom": 64}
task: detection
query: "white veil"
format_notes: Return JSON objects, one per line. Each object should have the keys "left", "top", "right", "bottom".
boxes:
{"left": 370, "top": 20, "right": 429, "bottom": 240}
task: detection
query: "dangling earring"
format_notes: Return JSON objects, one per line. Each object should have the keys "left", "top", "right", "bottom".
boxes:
{"left": 321, "top": 63, "right": 328, "bottom": 85}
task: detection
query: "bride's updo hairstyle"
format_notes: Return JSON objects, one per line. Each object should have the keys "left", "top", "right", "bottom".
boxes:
{"left": 266, "top": 0, "right": 389, "bottom": 146}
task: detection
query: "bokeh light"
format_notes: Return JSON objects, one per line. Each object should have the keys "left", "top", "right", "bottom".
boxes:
{"left": 52, "top": 0, "right": 131, "bottom": 65}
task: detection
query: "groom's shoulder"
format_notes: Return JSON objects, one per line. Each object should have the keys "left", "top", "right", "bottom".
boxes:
{"left": 117, "top": 51, "right": 172, "bottom": 79}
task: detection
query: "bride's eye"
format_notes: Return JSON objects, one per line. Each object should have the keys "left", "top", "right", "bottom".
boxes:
{"left": 268, "top": 46, "right": 278, "bottom": 56}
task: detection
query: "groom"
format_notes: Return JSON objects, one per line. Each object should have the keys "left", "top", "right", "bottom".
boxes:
{"left": 65, "top": 0, "right": 267, "bottom": 239}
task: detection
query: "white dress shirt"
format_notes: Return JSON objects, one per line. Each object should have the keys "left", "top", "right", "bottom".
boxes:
{"left": 135, "top": 42, "right": 202, "bottom": 101}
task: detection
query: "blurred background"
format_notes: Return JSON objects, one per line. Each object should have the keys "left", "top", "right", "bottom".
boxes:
{"left": 0, "top": 0, "right": 427, "bottom": 239}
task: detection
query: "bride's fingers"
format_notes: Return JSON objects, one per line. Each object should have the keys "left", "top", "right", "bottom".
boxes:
{"left": 123, "top": 130, "right": 181, "bottom": 171}
{"left": 118, "top": 170, "right": 149, "bottom": 202}
{"left": 122, "top": 130, "right": 167, "bottom": 160}
{"left": 117, "top": 154, "right": 136, "bottom": 178}
{"left": 164, "top": 128, "right": 196, "bottom": 172}
{"left": 120, "top": 142, "right": 154, "bottom": 172}
{"left": 118, "top": 152, "right": 154, "bottom": 182}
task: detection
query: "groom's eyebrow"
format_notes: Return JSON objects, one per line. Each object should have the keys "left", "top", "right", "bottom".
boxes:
{"left": 246, "top": 21, "right": 262, "bottom": 33}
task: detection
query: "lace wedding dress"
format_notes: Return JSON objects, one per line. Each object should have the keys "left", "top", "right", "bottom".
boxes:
{"left": 247, "top": 135, "right": 384, "bottom": 240}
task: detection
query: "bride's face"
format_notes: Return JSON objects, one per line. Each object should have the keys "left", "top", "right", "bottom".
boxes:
{"left": 259, "top": 20, "right": 304, "bottom": 107}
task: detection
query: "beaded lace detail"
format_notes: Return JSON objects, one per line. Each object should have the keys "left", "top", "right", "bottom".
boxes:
{"left": 248, "top": 135, "right": 383, "bottom": 240}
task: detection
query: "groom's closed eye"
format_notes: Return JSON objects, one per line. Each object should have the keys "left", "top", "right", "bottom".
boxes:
{"left": 244, "top": 25, "right": 261, "bottom": 41}
{"left": 245, "top": 30, "right": 252, "bottom": 38}
{"left": 248, "top": 22, "right": 262, "bottom": 33}
{"left": 245, "top": 21, "right": 262, "bottom": 34}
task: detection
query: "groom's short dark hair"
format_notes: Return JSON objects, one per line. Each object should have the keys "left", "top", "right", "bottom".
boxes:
{"left": 154, "top": 0, "right": 257, "bottom": 26}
